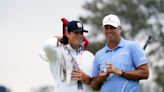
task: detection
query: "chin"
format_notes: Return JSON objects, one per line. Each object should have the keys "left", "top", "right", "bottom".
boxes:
{"left": 74, "top": 42, "right": 81, "bottom": 46}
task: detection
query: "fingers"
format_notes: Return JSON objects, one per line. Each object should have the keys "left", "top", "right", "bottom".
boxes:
{"left": 99, "top": 70, "right": 110, "bottom": 77}
{"left": 106, "top": 63, "right": 121, "bottom": 75}
{"left": 99, "top": 70, "right": 106, "bottom": 75}
{"left": 71, "top": 69, "right": 83, "bottom": 80}
{"left": 106, "top": 64, "right": 112, "bottom": 73}
{"left": 105, "top": 62, "right": 113, "bottom": 73}
{"left": 105, "top": 62, "right": 110, "bottom": 65}
{"left": 97, "top": 70, "right": 109, "bottom": 82}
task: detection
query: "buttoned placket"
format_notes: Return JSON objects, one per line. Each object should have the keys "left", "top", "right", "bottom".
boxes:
{"left": 110, "top": 50, "right": 114, "bottom": 62}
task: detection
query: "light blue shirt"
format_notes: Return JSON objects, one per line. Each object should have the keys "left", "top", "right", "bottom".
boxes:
{"left": 92, "top": 38, "right": 147, "bottom": 92}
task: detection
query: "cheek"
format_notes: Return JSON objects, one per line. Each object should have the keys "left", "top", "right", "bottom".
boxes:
{"left": 78, "top": 35, "right": 84, "bottom": 39}
{"left": 104, "top": 31, "right": 111, "bottom": 36}
{"left": 68, "top": 34, "right": 74, "bottom": 42}
{"left": 105, "top": 32, "right": 108, "bottom": 37}
{"left": 103, "top": 30, "right": 108, "bottom": 35}
{"left": 73, "top": 34, "right": 77, "bottom": 39}
{"left": 71, "top": 35, "right": 77, "bottom": 42}
{"left": 104, "top": 32, "right": 108, "bottom": 38}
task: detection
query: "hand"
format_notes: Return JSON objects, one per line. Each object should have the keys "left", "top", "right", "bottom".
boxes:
{"left": 96, "top": 70, "right": 110, "bottom": 83}
{"left": 89, "top": 70, "right": 110, "bottom": 90}
{"left": 106, "top": 64, "right": 123, "bottom": 75}
{"left": 55, "top": 36, "right": 62, "bottom": 41}
{"left": 55, "top": 36, "right": 62, "bottom": 45}
{"left": 71, "top": 69, "right": 91, "bottom": 84}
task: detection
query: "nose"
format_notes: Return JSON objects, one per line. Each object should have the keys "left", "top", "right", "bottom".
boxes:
{"left": 78, "top": 33, "right": 84, "bottom": 39}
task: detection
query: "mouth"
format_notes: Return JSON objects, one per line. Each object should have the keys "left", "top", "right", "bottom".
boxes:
{"left": 108, "top": 34, "right": 112, "bottom": 38}
{"left": 77, "top": 38, "right": 83, "bottom": 44}
{"left": 79, "top": 40, "right": 83, "bottom": 44}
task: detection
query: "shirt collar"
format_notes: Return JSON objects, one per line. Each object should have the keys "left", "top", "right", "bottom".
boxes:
{"left": 105, "top": 38, "right": 125, "bottom": 52}
{"left": 66, "top": 44, "right": 82, "bottom": 55}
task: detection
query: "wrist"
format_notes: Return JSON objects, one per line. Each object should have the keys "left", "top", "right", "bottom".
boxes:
{"left": 120, "top": 70, "right": 125, "bottom": 76}
{"left": 97, "top": 75, "right": 108, "bottom": 84}
{"left": 84, "top": 77, "right": 91, "bottom": 84}
{"left": 97, "top": 77, "right": 104, "bottom": 84}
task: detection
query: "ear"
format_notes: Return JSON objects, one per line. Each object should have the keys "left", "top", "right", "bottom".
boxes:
{"left": 118, "top": 26, "right": 122, "bottom": 32}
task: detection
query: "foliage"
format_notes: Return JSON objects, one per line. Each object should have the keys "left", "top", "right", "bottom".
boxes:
{"left": 86, "top": 40, "right": 105, "bottom": 55}
{"left": 80, "top": 0, "right": 164, "bottom": 42}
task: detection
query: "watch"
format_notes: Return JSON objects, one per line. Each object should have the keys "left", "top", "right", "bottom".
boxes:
{"left": 121, "top": 69, "right": 125, "bottom": 76}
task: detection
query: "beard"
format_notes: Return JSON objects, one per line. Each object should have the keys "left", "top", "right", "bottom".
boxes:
{"left": 106, "top": 34, "right": 115, "bottom": 42}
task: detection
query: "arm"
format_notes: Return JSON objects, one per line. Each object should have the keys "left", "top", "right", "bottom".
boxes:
{"left": 121, "top": 64, "right": 149, "bottom": 80}
{"left": 71, "top": 69, "right": 91, "bottom": 84}
{"left": 40, "top": 37, "right": 59, "bottom": 62}
{"left": 111, "top": 41, "right": 149, "bottom": 80}
{"left": 107, "top": 63, "right": 149, "bottom": 80}
{"left": 90, "top": 71, "right": 110, "bottom": 90}
{"left": 71, "top": 69, "right": 110, "bottom": 90}
{"left": 123, "top": 42, "right": 149, "bottom": 80}
{"left": 89, "top": 53, "right": 109, "bottom": 90}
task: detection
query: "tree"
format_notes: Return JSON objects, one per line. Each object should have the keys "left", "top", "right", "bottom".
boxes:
{"left": 80, "top": 0, "right": 164, "bottom": 91}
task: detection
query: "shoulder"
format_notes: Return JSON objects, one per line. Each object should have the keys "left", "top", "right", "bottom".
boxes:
{"left": 95, "top": 47, "right": 106, "bottom": 57}
{"left": 123, "top": 39, "right": 144, "bottom": 56}
{"left": 83, "top": 50, "right": 94, "bottom": 58}
{"left": 123, "top": 39, "right": 140, "bottom": 49}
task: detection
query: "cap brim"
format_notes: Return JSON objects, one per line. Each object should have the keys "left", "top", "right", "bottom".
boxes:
{"left": 103, "top": 22, "right": 118, "bottom": 28}
{"left": 71, "top": 29, "right": 88, "bottom": 33}
{"left": 82, "top": 30, "right": 88, "bottom": 33}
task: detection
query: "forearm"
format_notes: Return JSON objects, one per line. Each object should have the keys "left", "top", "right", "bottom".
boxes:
{"left": 109, "top": 63, "right": 149, "bottom": 80}
{"left": 83, "top": 75, "right": 91, "bottom": 84}
{"left": 122, "top": 64, "right": 149, "bottom": 80}
{"left": 90, "top": 77, "right": 105, "bottom": 90}
{"left": 122, "top": 69, "right": 149, "bottom": 80}
{"left": 43, "top": 37, "right": 58, "bottom": 61}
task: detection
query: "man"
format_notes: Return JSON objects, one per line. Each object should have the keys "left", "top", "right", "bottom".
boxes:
{"left": 40, "top": 20, "right": 94, "bottom": 92}
{"left": 90, "top": 14, "right": 149, "bottom": 92}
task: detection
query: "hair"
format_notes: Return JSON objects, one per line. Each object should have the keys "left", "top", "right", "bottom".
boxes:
{"left": 60, "top": 35, "right": 68, "bottom": 45}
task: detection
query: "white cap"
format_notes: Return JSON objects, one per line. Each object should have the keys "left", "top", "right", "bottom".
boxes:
{"left": 102, "top": 14, "right": 121, "bottom": 27}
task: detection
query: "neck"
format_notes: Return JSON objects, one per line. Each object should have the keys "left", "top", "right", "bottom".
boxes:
{"left": 107, "top": 37, "right": 121, "bottom": 49}
{"left": 69, "top": 43, "right": 80, "bottom": 50}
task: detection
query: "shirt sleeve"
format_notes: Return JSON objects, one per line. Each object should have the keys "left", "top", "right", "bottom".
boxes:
{"left": 39, "top": 37, "right": 58, "bottom": 62}
{"left": 130, "top": 42, "right": 148, "bottom": 68}
{"left": 92, "top": 53, "right": 100, "bottom": 77}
